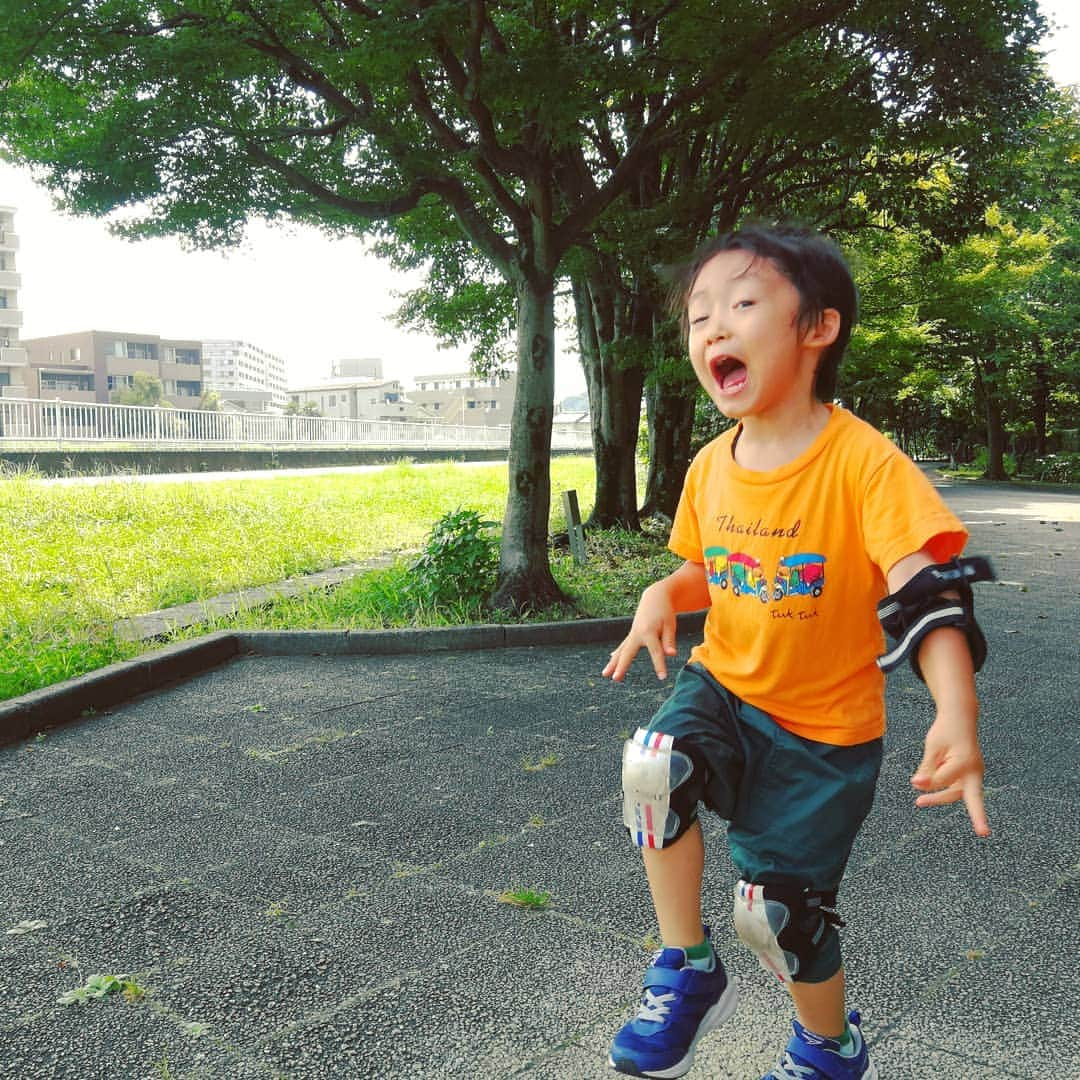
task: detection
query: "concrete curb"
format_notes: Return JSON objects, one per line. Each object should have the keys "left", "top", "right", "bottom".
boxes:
{"left": 112, "top": 558, "right": 397, "bottom": 642}
{"left": 0, "top": 633, "right": 240, "bottom": 746}
{"left": 0, "top": 612, "right": 708, "bottom": 746}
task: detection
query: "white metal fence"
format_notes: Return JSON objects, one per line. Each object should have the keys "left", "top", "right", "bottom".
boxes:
{"left": 0, "top": 396, "right": 593, "bottom": 452}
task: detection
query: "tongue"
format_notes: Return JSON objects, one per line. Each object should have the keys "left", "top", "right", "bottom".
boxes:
{"left": 720, "top": 364, "right": 747, "bottom": 392}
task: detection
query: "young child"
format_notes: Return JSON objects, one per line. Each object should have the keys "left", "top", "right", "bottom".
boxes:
{"left": 602, "top": 224, "right": 992, "bottom": 1080}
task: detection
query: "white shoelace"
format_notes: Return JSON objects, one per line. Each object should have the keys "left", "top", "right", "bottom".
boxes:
{"left": 768, "top": 1052, "right": 817, "bottom": 1079}
{"left": 635, "top": 988, "right": 676, "bottom": 1023}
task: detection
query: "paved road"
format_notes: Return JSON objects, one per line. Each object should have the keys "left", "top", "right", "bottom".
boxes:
{"left": 0, "top": 476, "right": 1076, "bottom": 1078}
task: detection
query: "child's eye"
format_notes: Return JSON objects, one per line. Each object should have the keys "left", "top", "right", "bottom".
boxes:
{"left": 734, "top": 299, "right": 754, "bottom": 309}
{"left": 689, "top": 315, "right": 708, "bottom": 326}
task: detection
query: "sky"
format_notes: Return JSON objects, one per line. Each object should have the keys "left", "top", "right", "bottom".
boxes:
{"left": 1, "top": 2, "right": 1075, "bottom": 400}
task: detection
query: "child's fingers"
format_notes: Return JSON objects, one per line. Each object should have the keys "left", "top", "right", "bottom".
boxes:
{"left": 914, "top": 787, "right": 962, "bottom": 808}
{"left": 914, "top": 777, "right": 991, "bottom": 837}
{"left": 660, "top": 617, "right": 677, "bottom": 658}
{"left": 644, "top": 636, "right": 669, "bottom": 681}
{"left": 602, "top": 643, "right": 633, "bottom": 681}
{"left": 962, "top": 779, "right": 991, "bottom": 837}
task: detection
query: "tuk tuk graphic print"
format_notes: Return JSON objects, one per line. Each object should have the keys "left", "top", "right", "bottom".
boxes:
{"left": 728, "top": 553, "right": 769, "bottom": 603}
{"left": 773, "top": 553, "right": 826, "bottom": 601}
{"left": 704, "top": 546, "right": 730, "bottom": 589}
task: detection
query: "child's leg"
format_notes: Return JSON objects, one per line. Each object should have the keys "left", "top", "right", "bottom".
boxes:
{"left": 788, "top": 967, "right": 847, "bottom": 1038}
{"left": 642, "top": 819, "right": 706, "bottom": 947}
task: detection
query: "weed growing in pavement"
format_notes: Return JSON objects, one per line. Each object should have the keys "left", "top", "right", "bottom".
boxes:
{"left": 497, "top": 888, "right": 553, "bottom": 910}
{"left": 58, "top": 972, "right": 148, "bottom": 1006}
{"left": 522, "top": 754, "right": 560, "bottom": 773}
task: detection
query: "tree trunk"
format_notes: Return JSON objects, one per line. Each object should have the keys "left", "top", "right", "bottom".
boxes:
{"left": 572, "top": 271, "right": 643, "bottom": 531}
{"left": 981, "top": 356, "right": 1009, "bottom": 481}
{"left": 641, "top": 380, "right": 696, "bottom": 520}
{"left": 1031, "top": 346, "right": 1049, "bottom": 457}
{"left": 985, "top": 392, "right": 1008, "bottom": 480}
{"left": 491, "top": 275, "right": 568, "bottom": 611}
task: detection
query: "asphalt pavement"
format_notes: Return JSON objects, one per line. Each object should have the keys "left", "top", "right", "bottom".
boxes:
{"left": 0, "top": 475, "right": 1076, "bottom": 1079}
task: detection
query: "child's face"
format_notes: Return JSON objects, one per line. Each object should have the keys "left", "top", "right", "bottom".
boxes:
{"left": 687, "top": 250, "right": 824, "bottom": 423}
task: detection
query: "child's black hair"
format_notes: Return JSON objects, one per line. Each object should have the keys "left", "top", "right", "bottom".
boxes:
{"left": 672, "top": 224, "right": 858, "bottom": 402}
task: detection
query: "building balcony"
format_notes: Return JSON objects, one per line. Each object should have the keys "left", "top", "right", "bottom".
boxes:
{"left": 0, "top": 307, "right": 23, "bottom": 328}
{"left": 0, "top": 271, "right": 21, "bottom": 289}
{"left": 0, "top": 346, "right": 28, "bottom": 367}
{"left": 37, "top": 388, "right": 98, "bottom": 404}
{"left": 160, "top": 361, "right": 203, "bottom": 379}
{"left": 0, "top": 231, "right": 19, "bottom": 251}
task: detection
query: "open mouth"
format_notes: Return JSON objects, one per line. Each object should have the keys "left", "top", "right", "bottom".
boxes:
{"left": 710, "top": 355, "right": 748, "bottom": 394}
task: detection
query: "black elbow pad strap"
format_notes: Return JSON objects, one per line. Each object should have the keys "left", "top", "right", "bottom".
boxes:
{"left": 876, "top": 556, "right": 996, "bottom": 679}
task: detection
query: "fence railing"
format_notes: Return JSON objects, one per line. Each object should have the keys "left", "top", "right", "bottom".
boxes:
{"left": 0, "top": 396, "right": 593, "bottom": 452}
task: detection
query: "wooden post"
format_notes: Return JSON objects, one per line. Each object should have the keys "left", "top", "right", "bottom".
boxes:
{"left": 561, "top": 489, "right": 587, "bottom": 565}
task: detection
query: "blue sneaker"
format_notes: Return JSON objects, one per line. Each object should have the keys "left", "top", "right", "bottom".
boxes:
{"left": 609, "top": 939, "right": 738, "bottom": 1078}
{"left": 763, "top": 1011, "right": 878, "bottom": 1079}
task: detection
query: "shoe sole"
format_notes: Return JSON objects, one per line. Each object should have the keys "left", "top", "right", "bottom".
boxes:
{"left": 609, "top": 978, "right": 740, "bottom": 1079}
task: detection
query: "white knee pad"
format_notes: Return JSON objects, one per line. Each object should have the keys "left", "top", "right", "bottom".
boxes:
{"left": 621, "top": 727, "right": 702, "bottom": 849}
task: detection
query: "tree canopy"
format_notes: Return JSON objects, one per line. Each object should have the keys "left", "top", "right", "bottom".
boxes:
{"left": 0, "top": 0, "right": 1057, "bottom": 608}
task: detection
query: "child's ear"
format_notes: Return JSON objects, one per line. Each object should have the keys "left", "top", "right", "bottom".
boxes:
{"left": 804, "top": 308, "right": 841, "bottom": 348}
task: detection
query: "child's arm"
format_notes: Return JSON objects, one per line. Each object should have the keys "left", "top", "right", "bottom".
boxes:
{"left": 888, "top": 551, "right": 991, "bottom": 837}
{"left": 602, "top": 559, "right": 710, "bottom": 683}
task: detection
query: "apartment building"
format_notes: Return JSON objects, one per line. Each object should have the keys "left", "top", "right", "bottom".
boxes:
{"left": 408, "top": 368, "right": 516, "bottom": 425}
{"left": 287, "top": 377, "right": 431, "bottom": 421}
{"left": 0, "top": 205, "right": 30, "bottom": 398}
{"left": 21, "top": 331, "right": 202, "bottom": 407}
{"left": 202, "top": 339, "right": 287, "bottom": 410}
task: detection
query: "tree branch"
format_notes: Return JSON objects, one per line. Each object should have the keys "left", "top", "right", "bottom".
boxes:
{"left": 404, "top": 66, "right": 530, "bottom": 234}
{"left": 243, "top": 139, "right": 437, "bottom": 217}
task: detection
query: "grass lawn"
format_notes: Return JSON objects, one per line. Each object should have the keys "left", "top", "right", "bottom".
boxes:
{"left": 1, "top": 458, "right": 678, "bottom": 701}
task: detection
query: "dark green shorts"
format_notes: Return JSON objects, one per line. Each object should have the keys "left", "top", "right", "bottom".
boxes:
{"left": 646, "top": 662, "right": 883, "bottom": 891}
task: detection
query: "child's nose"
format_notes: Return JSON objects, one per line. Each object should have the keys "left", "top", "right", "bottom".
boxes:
{"left": 705, "top": 330, "right": 729, "bottom": 346}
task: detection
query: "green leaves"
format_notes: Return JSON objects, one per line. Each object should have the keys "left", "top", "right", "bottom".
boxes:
{"left": 58, "top": 972, "right": 146, "bottom": 1006}
{"left": 409, "top": 508, "right": 500, "bottom": 609}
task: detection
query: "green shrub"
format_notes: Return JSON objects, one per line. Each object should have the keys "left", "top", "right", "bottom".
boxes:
{"left": 410, "top": 508, "right": 499, "bottom": 608}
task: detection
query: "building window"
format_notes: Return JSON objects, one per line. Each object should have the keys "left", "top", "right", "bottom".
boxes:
{"left": 126, "top": 341, "right": 158, "bottom": 360}
{"left": 69, "top": 347, "right": 81, "bottom": 362}
{"left": 107, "top": 375, "right": 134, "bottom": 391}
{"left": 174, "top": 348, "right": 199, "bottom": 364}
{"left": 467, "top": 400, "right": 476, "bottom": 409}
{"left": 328, "top": 394, "right": 336, "bottom": 406}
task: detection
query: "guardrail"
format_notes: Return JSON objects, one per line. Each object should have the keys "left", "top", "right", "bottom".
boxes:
{"left": 0, "top": 396, "right": 593, "bottom": 451}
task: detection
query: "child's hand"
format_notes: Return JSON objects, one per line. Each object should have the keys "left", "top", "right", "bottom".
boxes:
{"left": 911, "top": 713, "right": 990, "bottom": 837}
{"left": 602, "top": 585, "right": 678, "bottom": 682}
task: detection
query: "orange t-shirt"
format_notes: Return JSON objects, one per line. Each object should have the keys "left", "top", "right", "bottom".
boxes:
{"left": 669, "top": 405, "right": 967, "bottom": 745}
